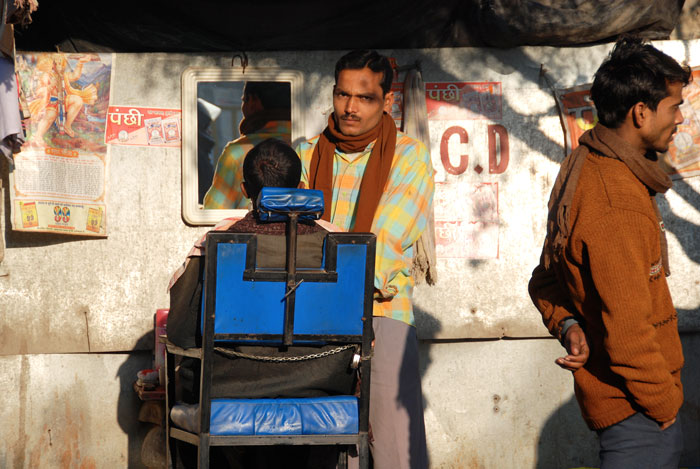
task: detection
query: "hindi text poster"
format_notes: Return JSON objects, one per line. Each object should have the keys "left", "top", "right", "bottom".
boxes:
{"left": 10, "top": 53, "right": 112, "bottom": 236}
{"left": 105, "top": 106, "right": 181, "bottom": 147}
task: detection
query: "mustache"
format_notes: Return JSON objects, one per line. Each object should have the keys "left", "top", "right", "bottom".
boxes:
{"left": 340, "top": 114, "right": 360, "bottom": 121}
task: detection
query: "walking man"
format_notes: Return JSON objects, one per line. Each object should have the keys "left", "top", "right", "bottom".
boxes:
{"left": 529, "top": 37, "right": 689, "bottom": 468}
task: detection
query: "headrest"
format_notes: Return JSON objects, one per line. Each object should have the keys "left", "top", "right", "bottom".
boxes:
{"left": 257, "top": 187, "right": 324, "bottom": 222}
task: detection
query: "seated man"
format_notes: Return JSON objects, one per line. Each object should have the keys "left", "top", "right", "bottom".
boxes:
{"left": 168, "top": 137, "right": 353, "bottom": 400}
{"left": 168, "top": 138, "right": 352, "bottom": 468}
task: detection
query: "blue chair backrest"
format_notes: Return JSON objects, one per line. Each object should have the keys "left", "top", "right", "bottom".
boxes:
{"left": 202, "top": 188, "right": 375, "bottom": 344}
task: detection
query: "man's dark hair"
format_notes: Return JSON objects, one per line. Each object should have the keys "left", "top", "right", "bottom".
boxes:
{"left": 591, "top": 37, "right": 691, "bottom": 128}
{"left": 242, "top": 138, "right": 301, "bottom": 202}
{"left": 334, "top": 50, "right": 394, "bottom": 96}
{"left": 243, "top": 82, "right": 291, "bottom": 110}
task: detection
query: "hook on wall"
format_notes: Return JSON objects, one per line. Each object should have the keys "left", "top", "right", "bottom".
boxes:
{"left": 231, "top": 52, "right": 249, "bottom": 73}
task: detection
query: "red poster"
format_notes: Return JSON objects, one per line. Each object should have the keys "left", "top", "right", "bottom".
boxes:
{"left": 105, "top": 106, "right": 181, "bottom": 147}
{"left": 554, "top": 84, "right": 597, "bottom": 153}
{"left": 425, "top": 82, "right": 502, "bottom": 121}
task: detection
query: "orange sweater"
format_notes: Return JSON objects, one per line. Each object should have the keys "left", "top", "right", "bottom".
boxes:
{"left": 531, "top": 152, "right": 683, "bottom": 430}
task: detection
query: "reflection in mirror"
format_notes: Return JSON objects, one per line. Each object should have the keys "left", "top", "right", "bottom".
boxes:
{"left": 182, "top": 68, "right": 303, "bottom": 225}
{"left": 197, "top": 82, "right": 241, "bottom": 204}
{"left": 199, "top": 82, "right": 291, "bottom": 209}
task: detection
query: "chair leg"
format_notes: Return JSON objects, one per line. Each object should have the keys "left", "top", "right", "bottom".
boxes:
{"left": 198, "top": 433, "right": 210, "bottom": 469}
{"left": 337, "top": 446, "right": 348, "bottom": 469}
{"left": 166, "top": 437, "right": 178, "bottom": 468}
{"left": 165, "top": 350, "right": 178, "bottom": 468}
{"left": 358, "top": 436, "right": 370, "bottom": 469}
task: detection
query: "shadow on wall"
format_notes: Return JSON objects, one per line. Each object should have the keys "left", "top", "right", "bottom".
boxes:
{"left": 679, "top": 331, "right": 700, "bottom": 467}
{"left": 535, "top": 331, "right": 700, "bottom": 469}
{"left": 413, "top": 303, "right": 441, "bottom": 468}
{"left": 659, "top": 180, "right": 700, "bottom": 266}
{"left": 535, "top": 395, "right": 598, "bottom": 469}
{"left": 416, "top": 46, "right": 700, "bottom": 279}
{"left": 116, "top": 332, "right": 156, "bottom": 469}
{"left": 423, "top": 46, "right": 700, "bottom": 467}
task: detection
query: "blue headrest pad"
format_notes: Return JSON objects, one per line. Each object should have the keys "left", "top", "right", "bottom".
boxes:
{"left": 257, "top": 187, "right": 324, "bottom": 222}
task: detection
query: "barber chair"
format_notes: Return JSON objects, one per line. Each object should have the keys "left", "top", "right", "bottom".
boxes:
{"left": 164, "top": 188, "right": 375, "bottom": 469}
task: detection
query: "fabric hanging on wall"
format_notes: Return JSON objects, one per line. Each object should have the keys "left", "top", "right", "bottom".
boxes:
{"left": 402, "top": 67, "right": 437, "bottom": 286}
{"left": 0, "top": 0, "right": 24, "bottom": 163}
{"left": 0, "top": 56, "right": 24, "bottom": 163}
{"left": 0, "top": 158, "right": 5, "bottom": 266}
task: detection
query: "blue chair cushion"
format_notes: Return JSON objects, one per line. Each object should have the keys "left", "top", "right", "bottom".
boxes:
{"left": 257, "top": 187, "right": 324, "bottom": 222}
{"left": 209, "top": 396, "right": 358, "bottom": 436}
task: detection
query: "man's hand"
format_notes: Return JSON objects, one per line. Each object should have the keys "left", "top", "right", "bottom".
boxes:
{"left": 659, "top": 417, "right": 676, "bottom": 431}
{"left": 555, "top": 323, "right": 590, "bottom": 371}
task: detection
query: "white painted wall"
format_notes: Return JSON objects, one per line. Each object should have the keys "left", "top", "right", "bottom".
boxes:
{"left": 2, "top": 41, "right": 699, "bottom": 467}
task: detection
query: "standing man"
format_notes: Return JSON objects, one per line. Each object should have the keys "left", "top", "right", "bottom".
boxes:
{"left": 529, "top": 38, "right": 689, "bottom": 468}
{"left": 204, "top": 81, "right": 291, "bottom": 209}
{"left": 297, "top": 50, "right": 434, "bottom": 469}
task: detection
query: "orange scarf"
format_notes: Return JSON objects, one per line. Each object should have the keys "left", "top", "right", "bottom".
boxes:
{"left": 308, "top": 112, "right": 396, "bottom": 232}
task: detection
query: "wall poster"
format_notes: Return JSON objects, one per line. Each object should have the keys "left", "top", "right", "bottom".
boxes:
{"left": 425, "top": 82, "right": 506, "bottom": 259}
{"left": 10, "top": 53, "right": 112, "bottom": 236}
{"left": 105, "top": 106, "right": 181, "bottom": 148}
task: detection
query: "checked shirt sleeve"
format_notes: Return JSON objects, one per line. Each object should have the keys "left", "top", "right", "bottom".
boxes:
{"left": 297, "top": 138, "right": 317, "bottom": 188}
{"left": 371, "top": 135, "right": 435, "bottom": 324}
{"left": 203, "top": 141, "right": 248, "bottom": 209}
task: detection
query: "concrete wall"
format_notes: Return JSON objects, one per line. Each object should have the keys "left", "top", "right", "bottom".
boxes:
{"left": 2, "top": 40, "right": 700, "bottom": 467}
{"left": 0, "top": 352, "right": 152, "bottom": 468}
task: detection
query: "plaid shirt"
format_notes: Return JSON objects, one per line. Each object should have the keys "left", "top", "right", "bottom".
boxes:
{"left": 297, "top": 131, "right": 435, "bottom": 326}
{"left": 203, "top": 120, "right": 291, "bottom": 209}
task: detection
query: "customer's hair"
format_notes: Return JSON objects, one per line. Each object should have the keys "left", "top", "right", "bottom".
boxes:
{"left": 242, "top": 138, "right": 301, "bottom": 201}
{"left": 243, "top": 82, "right": 291, "bottom": 110}
{"left": 334, "top": 49, "right": 394, "bottom": 95}
{"left": 591, "top": 37, "right": 691, "bottom": 128}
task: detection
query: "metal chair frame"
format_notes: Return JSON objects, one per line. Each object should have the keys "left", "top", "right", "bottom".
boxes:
{"left": 165, "top": 218, "right": 375, "bottom": 468}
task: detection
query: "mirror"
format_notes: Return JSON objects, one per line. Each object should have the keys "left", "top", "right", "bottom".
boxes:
{"left": 181, "top": 67, "right": 304, "bottom": 225}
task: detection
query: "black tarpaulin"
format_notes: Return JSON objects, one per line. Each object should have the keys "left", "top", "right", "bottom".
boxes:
{"left": 14, "top": 0, "right": 684, "bottom": 52}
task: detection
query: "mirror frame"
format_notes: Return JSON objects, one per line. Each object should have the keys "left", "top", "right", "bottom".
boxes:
{"left": 181, "top": 67, "right": 305, "bottom": 225}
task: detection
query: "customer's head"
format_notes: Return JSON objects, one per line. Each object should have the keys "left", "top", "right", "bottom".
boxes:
{"left": 241, "top": 138, "right": 301, "bottom": 203}
{"left": 591, "top": 37, "right": 690, "bottom": 129}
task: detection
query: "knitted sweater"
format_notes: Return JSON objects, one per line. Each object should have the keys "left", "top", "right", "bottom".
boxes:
{"left": 532, "top": 151, "right": 683, "bottom": 430}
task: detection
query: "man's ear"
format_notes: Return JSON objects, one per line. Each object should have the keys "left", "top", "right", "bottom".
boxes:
{"left": 383, "top": 91, "right": 394, "bottom": 114}
{"left": 240, "top": 182, "right": 249, "bottom": 199}
{"left": 631, "top": 102, "right": 648, "bottom": 129}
